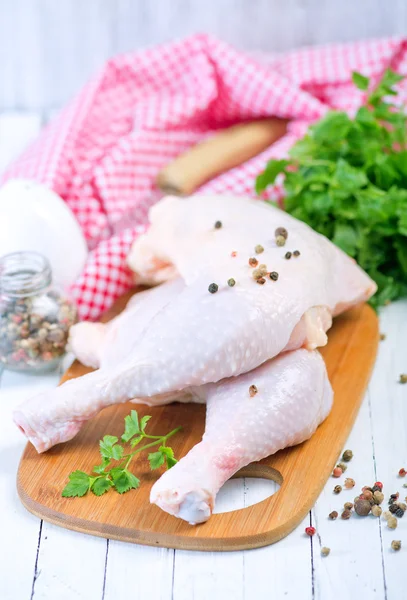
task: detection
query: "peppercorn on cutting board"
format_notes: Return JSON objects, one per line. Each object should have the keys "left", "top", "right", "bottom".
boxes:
{"left": 17, "top": 291, "right": 379, "bottom": 551}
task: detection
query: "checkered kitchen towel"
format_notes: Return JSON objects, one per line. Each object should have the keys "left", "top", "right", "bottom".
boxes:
{"left": 2, "top": 34, "right": 407, "bottom": 319}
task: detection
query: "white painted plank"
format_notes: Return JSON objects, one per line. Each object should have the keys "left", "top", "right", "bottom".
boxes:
{"left": 312, "top": 395, "right": 386, "bottom": 599}
{"left": 367, "top": 300, "right": 407, "bottom": 600}
{"left": 104, "top": 544, "right": 174, "bottom": 600}
{"left": 0, "top": 371, "right": 59, "bottom": 600}
{"left": 1, "top": 0, "right": 407, "bottom": 110}
{"left": 31, "top": 525, "right": 108, "bottom": 600}
{"left": 0, "top": 112, "right": 42, "bottom": 173}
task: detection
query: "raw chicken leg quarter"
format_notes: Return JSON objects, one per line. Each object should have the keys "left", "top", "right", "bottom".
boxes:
{"left": 151, "top": 348, "right": 333, "bottom": 524}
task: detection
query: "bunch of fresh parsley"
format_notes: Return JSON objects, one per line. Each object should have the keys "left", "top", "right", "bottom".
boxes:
{"left": 256, "top": 69, "right": 407, "bottom": 308}
{"left": 62, "top": 410, "right": 181, "bottom": 497}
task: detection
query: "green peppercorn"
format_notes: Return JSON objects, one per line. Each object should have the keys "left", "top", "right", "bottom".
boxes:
{"left": 391, "top": 540, "right": 401, "bottom": 551}
{"left": 341, "top": 449, "right": 353, "bottom": 462}
{"left": 269, "top": 271, "right": 279, "bottom": 281}
{"left": 399, "top": 374, "right": 407, "bottom": 384}
{"left": 276, "top": 235, "right": 286, "bottom": 247}
{"left": 254, "top": 244, "right": 264, "bottom": 254}
{"left": 321, "top": 547, "right": 330, "bottom": 557}
{"left": 285, "top": 252, "right": 292, "bottom": 260}
{"left": 214, "top": 221, "right": 222, "bottom": 229}
{"left": 208, "top": 283, "right": 218, "bottom": 294}
{"left": 227, "top": 278, "right": 236, "bottom": 287}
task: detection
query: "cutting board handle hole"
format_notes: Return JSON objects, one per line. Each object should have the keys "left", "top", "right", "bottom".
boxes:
{"left": 213, "top": 474, "right": 281, "bottom": 515}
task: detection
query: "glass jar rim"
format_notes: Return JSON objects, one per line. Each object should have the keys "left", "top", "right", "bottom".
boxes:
{"left": 0, "top": 251, "right": 52, "bottom": 297}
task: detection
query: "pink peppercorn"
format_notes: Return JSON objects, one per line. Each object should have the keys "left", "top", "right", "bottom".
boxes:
{"left": 332, "top": 467, "right": 343, "bottom": 478}
{"left": 305, "top": 526, "right": 316, "bottom": 537}
{"left": 399, "top": 468, "right": 407, "bottom": 477}
{"left": 374, "top": 482, "right": 383, "bottom": 490}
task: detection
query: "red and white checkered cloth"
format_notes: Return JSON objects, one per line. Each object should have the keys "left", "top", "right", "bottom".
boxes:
{"left": 2, "top": 34, "right": 407, "bottom": 320}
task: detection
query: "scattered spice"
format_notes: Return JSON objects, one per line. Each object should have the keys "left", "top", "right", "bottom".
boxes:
{"left": 333, "top": 485, "right": 342, "bottom": 494}
{"left": 293, "top": 250, "right": 301, "bottom": 257}
{"left": 254, "top": 244, "right": 264, "bottom": 254}
{"left": 305, "top": 526, "right": 316, "bottom": 536}
{"left": 276, "top": 235, "right": 286, "bottom": 247}
{"left": 354, "top": 498, "right": 371, "bottom": 516}
{"left": 363, "top": 489, "right": 373, "bottom": 502}
{"left": 256, "top": 277, "right": 266, "bottom": 285}
{"left": 344, "top": 502, "right": 354, "bottom": 510}
{"left": 332, "top": 466, "right": 343, "bottom": 478}
{"left": 214, "top": 220, "right": 222, "bottom": 229}
{"left": 342, "top": 449, "right": 353, "bottom": 462}
{"left": 380, "top": 333, "right": 386, "bottom": 341}
{"left": 231, "top": 251, "right": 237, "bottom": 258}
{"left": 208, "top": 283, "right": 219, "bottom": 294}
{"left": 275, "top": 227, "right": 288, "bottom": 240}
{"left": 383, "top": 511, "right": 392, "bottom": 521}
{"left": 374, "top": 481, "right": 383, "bottom": 490}
{"left": 395, "top": 506, "right": 405, "bottom": 518}
{"left": 373, "top": 491, "right": 384, "bottom": 505}
{"left": 387, "top": 516, "right": 398, "bottom": 529}
{"left": 285, "top": 251, "right": 292, "bottom": 260}
{"left": 399, "top": 374, "right": 407, "bottom": 384}
{"left": 399, "top": 468, "right": 406, "bottom": 477}
{"left": 328, "top": 510, "right": 338, "bottom": 520}
{"left": 269, "top": 271, "right": 279, "bottom": 281}
{"left": 321, "top": 546, "right": 330, "bottom": 557}
{"left": 389, "top": 492, "right": 399, "bottom": 504}
{"left": 341, "top": 509, "right": 352, "bottom": 520}
{"left": 227, "top": 278, "right": 236, "bottom": 287}
{"left": 337, "top": 462, "right": 348, "bottom": 472}
{"left": 398, "top": 502, "right": 407, "bottom": 511}
{"left": 344, "top": 478, "right": 355, "bottom": 489}
{"left": 371, "top": 505, "right": 382, "bottom": 517}
{"left": 248, "top": 257, "right": 258, "bottom": 267}
{"left": 249, "top": 385, "right": 258, "bottom": 398}
{"left": 391, "top": 540, "right": 401, "bottom": 551}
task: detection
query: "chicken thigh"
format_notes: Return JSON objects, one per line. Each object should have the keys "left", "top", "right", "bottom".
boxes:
{"left": 151, "top": 348, "right": 332, "bottom": 524}
{"left": 14, "top": 195, "right": 375, "bottom": 452}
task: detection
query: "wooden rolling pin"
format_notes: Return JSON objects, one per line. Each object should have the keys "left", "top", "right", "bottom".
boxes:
{"left": 156, "top": 118, "right": 288, "bottom": 196}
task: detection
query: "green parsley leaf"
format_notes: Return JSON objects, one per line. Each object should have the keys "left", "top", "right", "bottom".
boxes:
{"left": 352, "top": 71, "right": 370, "bottom": 91}
{"left": 62, "top": 470, "right": 91, "bottom": 498}
{"left": 148, "top": 451, "right": 165, "bottom": 470}
{"left": 255, "top": 159, "right": 288, "bottom": 194}
{"left": 140, "top": 415, "right": 152, "bottom": 432}
{"left": 112, "top": 470, "right": 140, "bottom": 494}
{"left": 121, "top": 410, "right": 140, "bottom": 442}
{"left": 99, "top": 435, "right": 119, "bottom": 459}
{"left": 92, "top": 477, "right": 113, "bottom": 496}
{"left": 159, "top": 446, "right": 178, "bottom": 469}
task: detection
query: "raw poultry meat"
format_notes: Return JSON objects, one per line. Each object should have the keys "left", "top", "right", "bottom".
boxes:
{"left": 13, "top": 194, "right": 376, "bottom": 454}
{"left": 151, "top": 348, "right": 333, "bottom": 524}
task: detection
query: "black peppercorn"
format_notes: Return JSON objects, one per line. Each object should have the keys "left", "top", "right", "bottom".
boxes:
{"left": 293, "top": 250, "right": 300, "bottom": 257}
{"left": 285, "top": 252, "right": 292, "bottom": 260}
{"left": 208, "top": 283, "right": 218, "bottom": 294}
{"left": 389, "top": 503, "right": 398, "bottom": 514}
{"left": 269, "top": 271, "right": 279, "bottom": 281}
{"left": 214, "top": 221, "right": 222, "bottom": 229}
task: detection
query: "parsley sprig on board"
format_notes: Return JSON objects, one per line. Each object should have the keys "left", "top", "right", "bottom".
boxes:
{"left": 256, "top": 69, "right": 407, "bottom": 309}
{"left": 62, "top": 410, "right": 181, "bottom": 497}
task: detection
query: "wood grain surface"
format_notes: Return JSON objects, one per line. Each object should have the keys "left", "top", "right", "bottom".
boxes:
{"left": 17, "top": 293, "right": 379, "bottom": 551}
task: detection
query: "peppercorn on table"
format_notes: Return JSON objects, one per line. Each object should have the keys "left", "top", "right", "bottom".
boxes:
{"left": 1, "top": 116, "right": 407, "bottom": 600}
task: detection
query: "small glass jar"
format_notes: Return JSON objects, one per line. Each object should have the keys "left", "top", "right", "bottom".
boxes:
{"left": 0, "top": 251, "right": 77, "bottom": 373}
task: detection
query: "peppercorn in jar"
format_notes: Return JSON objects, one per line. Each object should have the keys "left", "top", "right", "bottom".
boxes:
{"left": 0, "top": 251, "right": 77, "bottom": 373}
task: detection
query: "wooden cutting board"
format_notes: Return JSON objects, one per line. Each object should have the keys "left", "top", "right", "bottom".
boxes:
{"left": 17, "top": 292, "right": 379, "bottom": 551}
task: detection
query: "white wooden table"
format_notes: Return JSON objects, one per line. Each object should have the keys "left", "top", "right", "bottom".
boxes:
{"left": 1, "top": 115, "right": 406, "bottom": 600}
